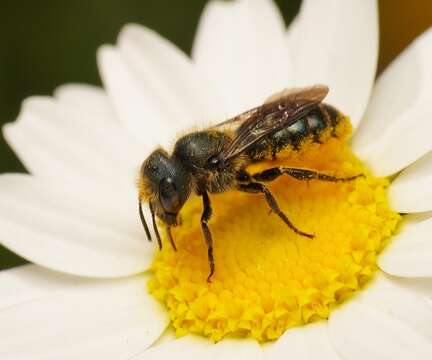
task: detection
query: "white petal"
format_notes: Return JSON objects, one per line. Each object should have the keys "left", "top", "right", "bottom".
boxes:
{"left": 389, "top": 151, "right": 432, "bottom": 213}
{"left": 0, "top": 271, "right": 168, "bottom": 360}
{"left": 329, "top": 280, "right": 432, "bottom": 360}
{"left": 0, "top": 174, "right": 155, "bottom": 278}
{"left": 138, "top": 336, "right": 262, "bottom": 360}
{"left": 118, "top": 24, "right": 225, "bottom": 127}
{"left": 378, "top": 215, "right": 432, "bottom": 277}
{"left": 2, "top": 85, "right": 143, "bottom": 185}
{"left": 0, "top": 264, "right": 93, "bottom": 309}
{"left": 287, "top": 0, "right": 378, "bottom": 128}
{"left": 98, "top": 45, "right": 175, "bottom": 149}
{"left": 192, "top": 0, "right": 290, "bottom": 117}
{"left": 138, "top": 336, "right": 209, "bottom": 359}
{"left": 264, "top": 322, "right": 342, "bottom": 360}
{"left": 386, "top": 276, "right": 432, "bottom": 300}
{"left": 149, "top": 327, "right": 177, "bottom": 347}
{"left": 53, "top": 84, "right": 120, "bottom": 128}
{"left": 353, "top": 27, "right": 432, "bottom": 176}
{"left": 356, "top": 275, "right": 432, "bottom": 340}
{"left": 201, "top": 338, "right": 262, "bottom": 360}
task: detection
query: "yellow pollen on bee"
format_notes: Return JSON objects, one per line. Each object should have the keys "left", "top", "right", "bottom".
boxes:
{"left": 148, "top": 119, "right": 400, "bottom": 342}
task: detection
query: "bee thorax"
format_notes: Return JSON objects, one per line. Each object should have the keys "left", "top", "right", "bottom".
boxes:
{"left": 201, "top": 169, "right": 237, "bottom": 193}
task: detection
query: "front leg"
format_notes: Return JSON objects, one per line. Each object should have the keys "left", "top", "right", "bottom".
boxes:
{"left": 200, "top": 191, "right": 215, "bottom": 282}
{"left": 238, "top": 182, "right": 314, "bottom": 239}
{"left": 253, "top": 167, "right": 363, "bottom": 183}
{"left": 149, "top": 202, "right": 162, "bottom": 250}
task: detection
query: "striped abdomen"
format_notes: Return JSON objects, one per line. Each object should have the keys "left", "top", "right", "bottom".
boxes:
{"left": 246, "top": 103, "right": 347, "bottom": 161}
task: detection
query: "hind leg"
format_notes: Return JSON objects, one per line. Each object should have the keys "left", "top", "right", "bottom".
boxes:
{"left": 252, "top": 167, "right": 363, "bottom": 183}
{"left": 237, "top": 182, "right": 314, "bottom": 239}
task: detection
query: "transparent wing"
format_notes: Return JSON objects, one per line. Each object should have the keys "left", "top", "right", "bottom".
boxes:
{"left": 210, "top": 108, "right": 256, "bottom": 133}
{"left": 219, "top": 84, "right": 329, "bottom": 161}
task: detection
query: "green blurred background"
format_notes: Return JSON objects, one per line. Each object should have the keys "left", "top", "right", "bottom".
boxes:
{"left": 0, "top": 0, "right": 431, "bottom": 270}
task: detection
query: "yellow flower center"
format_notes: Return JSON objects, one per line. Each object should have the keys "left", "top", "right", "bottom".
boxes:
{"left": 148, "top": 119, "right": 400, "bottom": 342}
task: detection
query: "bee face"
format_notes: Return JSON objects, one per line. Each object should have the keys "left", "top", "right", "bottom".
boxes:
{"left": 141, "top": 149, "right": 191, "bottom": 226}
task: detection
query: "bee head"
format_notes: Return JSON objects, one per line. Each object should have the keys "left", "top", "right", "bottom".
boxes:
{"left": 140, "top": 149, "right": 191, "bottom": 226}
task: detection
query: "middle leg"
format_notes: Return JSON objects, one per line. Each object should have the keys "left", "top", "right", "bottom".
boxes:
{"left": 237, "top": 182, "right": 314, "bottom": 239}
{"left": 200, "top": 191, "right": 215, "bottom": 282}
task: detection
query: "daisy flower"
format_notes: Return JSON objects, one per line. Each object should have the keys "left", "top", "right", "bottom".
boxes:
{"left": 1, "top": 0, "right": 432, "bottom": 359}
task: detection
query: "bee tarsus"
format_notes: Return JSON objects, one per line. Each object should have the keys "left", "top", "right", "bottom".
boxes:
{"left": 238, "top": 182, "right": 314, "bottom": 239}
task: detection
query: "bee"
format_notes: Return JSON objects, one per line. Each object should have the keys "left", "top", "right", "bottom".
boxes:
{"left": 138, "top": 85, "right": 361, "bottom": 281}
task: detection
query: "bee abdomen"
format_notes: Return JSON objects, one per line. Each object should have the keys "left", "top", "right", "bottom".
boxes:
{"left": 247, "top": 103, "right": 346, "bottom": 161}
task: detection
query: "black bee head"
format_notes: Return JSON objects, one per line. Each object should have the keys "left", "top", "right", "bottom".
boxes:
{"left": 141, "top": 149, "right": 191, "bottom": 226}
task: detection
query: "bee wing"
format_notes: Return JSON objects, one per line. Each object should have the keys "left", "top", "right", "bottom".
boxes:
{"left": 210, "top": 85, "right": 328, "bottom": 134}
{"left": 218, "top": 84, "right": 329, "bottom": 161}
{"left": 210, "top": 108, "right": 256, "bottom": 133}
{"left": 264, "top": 85, "right": 328, "bottom": 104}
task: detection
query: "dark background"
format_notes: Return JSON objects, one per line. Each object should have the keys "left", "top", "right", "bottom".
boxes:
{"left": 0, "top": 0, "right": 431, "bottom": 270}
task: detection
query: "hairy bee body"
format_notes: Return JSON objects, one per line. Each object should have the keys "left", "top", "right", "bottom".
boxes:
{"left": 246, "top": 104, "right": 345, "bottom": 162}
{"left": 138, "top": 85, "right": 361, "bottom": 281}
{"left": 172, "top": 130, "right": 246, "bottom": 194}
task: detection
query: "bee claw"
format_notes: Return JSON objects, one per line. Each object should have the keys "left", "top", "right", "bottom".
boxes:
{"left": 345, "top": 173, "right": 365, "bottom": 181}
{"left": 296, "top": 230, "right": 314, "bottom": 239}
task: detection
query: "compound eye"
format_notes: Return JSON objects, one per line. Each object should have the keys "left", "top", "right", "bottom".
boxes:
{"left": 159, "top": 177, "right": 180, "bottom": 213}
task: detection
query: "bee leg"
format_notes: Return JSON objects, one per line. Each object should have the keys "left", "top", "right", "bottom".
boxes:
{"left": 166, "top": 226, "right": 177, "bottom": 252}
{"left": 253, "top": 167, "right": 364, "bottom": 183}
{"left": 238, "top": 182, "right": 314, "bottom": 239}
{"left": 138, "top": 199, "right": 152, "bottom": 241}
{"left": 201, "top": 191, "right": 215, "bottom": 282}
{"left": 149, "top": 202, "right": 163, "bottom": 250}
